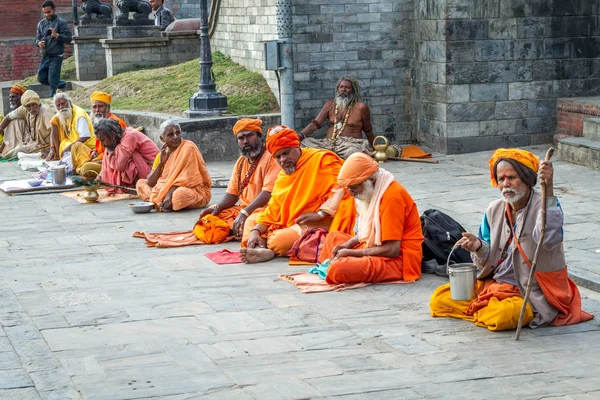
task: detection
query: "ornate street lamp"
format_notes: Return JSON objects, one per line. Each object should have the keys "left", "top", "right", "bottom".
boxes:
{"left": 186, "top": 0, "right": 228, "bottom": 117}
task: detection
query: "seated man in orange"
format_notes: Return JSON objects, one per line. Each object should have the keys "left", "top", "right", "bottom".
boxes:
{"left": 93, "top": 118, "right": 159, "bottom": 194}
{"left": 200, "top": 118, "right": 280, "bottom": 239}
{"left": 430, "top": 148, "right": 593, "bottom": 331}
{"left": 72, "top": 91, "right": 127, "bottom": 176}
{"left": 318, "top": 153, "right": 423, "bottom": 283}
{"left": 136, "top": 120, "right": 211, "bottom": 211}
{"left": 240, "top": 126, "right": 357, "bottom": 263}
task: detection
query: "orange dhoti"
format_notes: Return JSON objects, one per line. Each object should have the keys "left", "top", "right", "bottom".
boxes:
{"left": 136, "top": 179, "right": 210, "bottom": 211}
{"left": 430, "top": 279, "right": 534, "bottom": 331}
{"left": 319, "top": 231, "right": 406, "bottom": 284}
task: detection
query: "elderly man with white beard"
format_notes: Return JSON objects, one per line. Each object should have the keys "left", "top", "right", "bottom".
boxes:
{"left": 0, "top": 90, "right": 53, "bottom": 159}
{"left": 316, "top": 152, "right": 424, "bottom": 284}
{"left": 46, "top": 93, "right": 95, "bottom": 164}
{"left": 300, "top": 76, "right": 375, "bottom": 159}
{"left": 0, "top": 84, "right": 29, "bottom": 158}
{"left": 69, "top": 91, "right": 127, "bottom": 177}
{"left": 430, "top": 148, "right": 593, "bottom": 331}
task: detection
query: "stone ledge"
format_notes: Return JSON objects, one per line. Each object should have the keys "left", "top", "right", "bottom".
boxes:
{"left": 101, "top": 38, "right": 169, "bottom": 48}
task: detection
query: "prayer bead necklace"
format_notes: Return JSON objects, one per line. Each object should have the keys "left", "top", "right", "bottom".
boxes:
{"left": 237, "top": 147, "right": 265, "bottom": 193}
{"left": 330, "top": 103, "right": 353, "bottom": 143}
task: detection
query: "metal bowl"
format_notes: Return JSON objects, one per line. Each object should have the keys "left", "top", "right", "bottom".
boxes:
{"left": 129, "top": 202, "right": 154, "bottom": 214}
{"left": 28, "top": 179, "right": 44, "bottom": 187}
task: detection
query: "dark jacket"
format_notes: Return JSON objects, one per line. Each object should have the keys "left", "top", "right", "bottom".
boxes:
{"left": 155, "top": 5, "right": 175, "bottom": 31}
{"left": 36, "top": 15, "right": 72, "bottom": 57}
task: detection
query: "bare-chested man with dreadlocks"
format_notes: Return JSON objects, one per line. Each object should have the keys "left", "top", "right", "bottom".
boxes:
{"left": 300, "top": 76, "right": 375, "bottom": 160}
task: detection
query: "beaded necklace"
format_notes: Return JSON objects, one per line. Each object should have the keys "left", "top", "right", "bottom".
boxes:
{"left": 330, "top": 103, "right": 353, "bottom": 143}
{"left": 236, "top": 146, "right": 265, "bottom": 193}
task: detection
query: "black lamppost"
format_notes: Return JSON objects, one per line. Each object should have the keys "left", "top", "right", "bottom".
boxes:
{"left": 186, "top": 0, "right": 227, "bottom": 117}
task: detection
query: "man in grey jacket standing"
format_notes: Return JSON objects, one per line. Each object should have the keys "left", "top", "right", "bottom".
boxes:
{"left": 36, "top": 1, "right": 72, "bottom": 97}
{"left": 149, "top": 0, "right": 175, "bottom": 31}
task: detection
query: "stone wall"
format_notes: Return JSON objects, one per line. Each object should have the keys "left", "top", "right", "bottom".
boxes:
{"left": 292, "top": 0, "right": 415, "bottom": 142}
{"left": 210, "top": 0, "right": 280, "bottom": 102}
{"left": 415, "top": 0, "right": 600, "bottom": 154}
{"left": 167, "top": 0, "right": 200, "bottom": 19}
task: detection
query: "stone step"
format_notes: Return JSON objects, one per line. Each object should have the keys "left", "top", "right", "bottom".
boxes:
{"left": 558, "top": 137, "right": 600, "bottom": 169}
{"left": 583, "top": 118, "right": 600, "bottom": 141}
{"left": 556, "top": 96, "right": 600, "bottom": 142}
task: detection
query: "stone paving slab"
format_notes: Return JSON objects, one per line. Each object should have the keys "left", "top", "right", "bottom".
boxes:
{"left": 1, "top": 146, "right": 600, "bottom": 399}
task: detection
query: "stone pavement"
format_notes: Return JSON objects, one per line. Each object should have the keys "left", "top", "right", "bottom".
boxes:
{"left": 1, "top": 145, "right": 600, "bottom": 399}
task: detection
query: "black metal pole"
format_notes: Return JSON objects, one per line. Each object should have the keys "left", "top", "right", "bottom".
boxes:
{"left": 72, "top": 0, "right": 78, "bottom": 26}
{"left": 198, "top": 0, "right": 215, "bottom": 93}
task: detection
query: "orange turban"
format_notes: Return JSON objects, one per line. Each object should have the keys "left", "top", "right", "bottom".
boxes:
{"left": 337, "top": 152, "right": 379, "bottom": 187}
{"left": 9, "top": 84, "right": 26, "bottom": 95}
{"left": 233, "top": 118, "right": 262, "bottom": 136}
{"left": 265, "top": 125, "right": 300, "bottom": 155}
{"left": 489, "top": 148, "right": 539, "bottom": 187}
{"left": 90, "top": 91, "right": 112, "bottom": 105}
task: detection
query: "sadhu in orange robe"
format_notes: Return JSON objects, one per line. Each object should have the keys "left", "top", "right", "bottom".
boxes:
{"left": 245, "top": 147, "right": 357, "bottom": 256}
{"left": 319, "top": 180, "right": 424, "bottom": 284}
{"left": 136, "top": 139, "right": 211, "bottom": 211}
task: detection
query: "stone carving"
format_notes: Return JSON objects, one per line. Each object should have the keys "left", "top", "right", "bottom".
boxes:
{"left": 81, "top": 0, "right": 113, "bottom": 20}
{"left": 116, "top": 0, "right": 152, "bottom": 20}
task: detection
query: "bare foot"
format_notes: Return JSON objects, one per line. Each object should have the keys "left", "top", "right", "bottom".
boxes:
{"left": 240, "top": 247, "right": 275, "bottom": 264}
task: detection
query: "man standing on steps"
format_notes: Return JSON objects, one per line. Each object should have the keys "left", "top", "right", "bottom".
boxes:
{"left": 36, "top": 1, "right": 72, "bottom": 97}
{"left": 149, "top": 0, "right": 175, "bottom": 31}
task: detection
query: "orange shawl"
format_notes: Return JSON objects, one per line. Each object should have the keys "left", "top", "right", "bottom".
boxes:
{"left": 256, "top": 148, "right": 356, "bottom": 234}
{"left": 151, "top": 140, "right": 211, "bottom": 204}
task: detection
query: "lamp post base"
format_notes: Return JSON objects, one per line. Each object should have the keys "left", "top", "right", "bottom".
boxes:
{"left": 186, "top": 91, "right": 228, "bottom": 118}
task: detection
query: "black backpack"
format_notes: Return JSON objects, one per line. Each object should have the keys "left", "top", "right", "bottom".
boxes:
{"left": 420, "top": 209, "right": 472, "bottom": 269}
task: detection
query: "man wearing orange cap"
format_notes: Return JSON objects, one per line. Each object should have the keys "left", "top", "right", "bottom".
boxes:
{"left": 199, "top": 118, "right": 280, "bottom": 239}
{"left": 240, "top": 125, "right": 357, "bottom": 263}
{"left": 317, "top": 152, "right": 423, "bottom": 284}
{"left": 430, "top": 148, "right": 593, "bottom": 331}
{"left": 0, "top": 84, "right": 29, "bottom": 158}
{"left": 0, "top": 90, "right": 53, "bottom": 159}
{"left": 70, "top": 91, "right": 127, "bottom": 176}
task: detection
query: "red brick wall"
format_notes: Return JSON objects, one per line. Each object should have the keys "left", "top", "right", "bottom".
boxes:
{"left": 0, "top": 0, "right": 74, "bottom": 81}
{"left": 556, "top": 100, "right": 600, "bottom": 141}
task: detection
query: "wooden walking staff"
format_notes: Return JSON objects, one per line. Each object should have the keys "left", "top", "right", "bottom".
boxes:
{"left": 515, "top": 147, "right": 555, "bottom": 341}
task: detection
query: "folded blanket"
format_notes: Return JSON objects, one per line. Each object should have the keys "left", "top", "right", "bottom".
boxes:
{"left": 279, "top": 272, "right": 411, "bottom": 294}
{"left": 133, "top": 231, "right": 234, "bottom": 248}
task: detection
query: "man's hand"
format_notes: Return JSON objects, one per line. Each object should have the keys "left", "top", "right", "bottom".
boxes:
{"left": 456, "top": 232, "right": 482, "bottom": 253}
{"left": 49, "top": 28, "right": 59, "bottom": 39}
{"left": 333, "top": 248, "right": 361, "bottom": 260}
{"left": 538, "top": 160, "right": 554, "bottom": 186}
{"left": 46, "top": 148, "right": 57, "bottom": 161}
{"left": 296, "top": 211, "right": 324, "bottom": 224}
{"left": 159, "top": 186, "right": 177, "bottom": 211}
{"left": 247, "top": 230, "right": 266, "bottom": 249}
{"left": 89, "top": 151, "right": 99, "bottom": 161}
{"left": 199, "top": 206, "right": 220, "bottom": 218}
{"left": 38, "top": 41, "right": 46, "bottom": 49}
{"left": 232, "top": 213, "right": 247, "bottom": 238}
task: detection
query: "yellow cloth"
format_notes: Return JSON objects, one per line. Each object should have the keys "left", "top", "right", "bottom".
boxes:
{"left": 50, "top": 104, "right": 95, "bottom": 155}
{"left": 233, "top": 118, "right": 262, "bottom": 136}
{"left": 71, "top": 142, "right": 95, "bottom": 173}
{"left": 430, "top": 281, "right": 534, "bottom": 331}
{"left": 90, "top": 91, "right": 112, "bottom": 105}
{"left": 337, "top": 152, "right": 379, "bottom": 187}
{"left": 489, "top": 148, "right": 539, "bottom": 187}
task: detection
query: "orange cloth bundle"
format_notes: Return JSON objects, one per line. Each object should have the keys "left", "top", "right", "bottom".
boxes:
{"left": 193, "top": 214, "right": 230, "bottom": 244}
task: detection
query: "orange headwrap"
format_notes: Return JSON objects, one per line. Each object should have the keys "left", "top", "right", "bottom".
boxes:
{"left": 337, "top": 152, "right": 379, "bottom": 187}
{"left": 9, "top": 84, "right": 26, "bottom": 96}
{"left": 233, "top": 118, "right": 262, "bottom": 136}
{"left": 265, "top": 125, "right": 300, "bottom": 155}
{"left": 90, "top": 91, "right": 112, "bottom": 105}
{"left": 489, "top": 148, "right": 539, "bottom": 187}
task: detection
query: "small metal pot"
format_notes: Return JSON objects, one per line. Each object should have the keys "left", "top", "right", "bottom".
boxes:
{"left": 50, "top": 165, "right": 67, "bottom": 186}
{"left": 448, "top": 263, "right": 478, "bottom": 301}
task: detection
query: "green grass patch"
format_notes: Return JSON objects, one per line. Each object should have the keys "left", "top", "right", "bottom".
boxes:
{"left": 22, "top": 52, "right": 279, "bottom": 116}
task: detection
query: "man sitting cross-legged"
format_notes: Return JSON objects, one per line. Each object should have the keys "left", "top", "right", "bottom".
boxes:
{"left": 0, "top": 84, "right": 29, "bottom": 158}
{"left": 318, "top": 153, "right": 423, "bottom": 284}
{"left": 136, "top": 120, "right": 211, "bottom": 211}
{"left": 0, "top": 89, "right": 53, "bottom": 159}
{"left": 93, "top": 118, "right": 159, "bottom": 194}
{"left": 430, "top": 148, "right": 593, "bottom": 331}
{"left": 71, "top": 91, "right": 127, "bottom": 177}
{"left": 200, "top": 118, "right": 280, "bottom": 239}
{"left": 46, "top": 93, "right": 95, "bottom": 161}
{"left": 240, "top": 125, "right": 357, "bottom": 264}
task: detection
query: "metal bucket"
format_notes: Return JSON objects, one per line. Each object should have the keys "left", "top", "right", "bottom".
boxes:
{"left": 448, "top": 263, "right": 477, "bottom": 301}
{"left": 50, "top": 165, "right": 66, "bottom": 186}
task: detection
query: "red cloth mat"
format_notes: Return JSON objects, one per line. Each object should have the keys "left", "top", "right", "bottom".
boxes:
{"left": 204, "top": 249, "right": 244, "bottom": 264}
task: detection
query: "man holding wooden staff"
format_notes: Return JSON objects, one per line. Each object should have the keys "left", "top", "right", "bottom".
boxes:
{"left": 429, "top": 148, "right": 593, "bottom": 331}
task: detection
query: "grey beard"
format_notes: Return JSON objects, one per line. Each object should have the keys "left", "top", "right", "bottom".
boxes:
{"left": 91, "top": 115, "right": 104, "bottom": 125}
{"left": 241, "top": 143, "right": 263, "bottom": 159}
{"left": 335, "top": 93, "right": 353, "bottom": 111}
{"left": 282, "top": 165, "right": 297, "bottom": 175}
{"left": 9, "top": 103, "right": 18, "bottom": 110}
